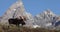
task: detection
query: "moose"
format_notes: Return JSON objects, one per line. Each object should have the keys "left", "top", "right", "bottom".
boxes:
{"left": 8, "top": 16, "right": 26, "bottom": 26}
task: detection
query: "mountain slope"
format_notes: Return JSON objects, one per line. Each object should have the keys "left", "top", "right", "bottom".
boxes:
{"left": 34, "top": 10, "right": 54, "bottom": 27}
{"left": 0, "top": 0, "right": 27, "bottom": 24}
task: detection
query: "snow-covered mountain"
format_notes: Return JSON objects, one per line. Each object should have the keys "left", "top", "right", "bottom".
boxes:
{"left": 0, "top": 0, "right": 35, "bottom": 27}
{"left": 33, "top": 10, "right": 60, "bottom": 29}
{"left": 34, "top": 10, "right": 55, "bottom": 27}
{"left": 0, "top": 0, "right": 28, "bottom": 24}
{"left": 0, "top": 0, "right": 60, "bottom": 29}
{"left": 25, "top": 9, "right": 60, "bottom": 28}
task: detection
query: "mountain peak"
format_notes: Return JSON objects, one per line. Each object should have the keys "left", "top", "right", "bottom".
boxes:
{"left": 44, "top": 9, "right": 53, "bottom": 14}
{"left": 43, "top": 9, "right": 56, "bottom": 17}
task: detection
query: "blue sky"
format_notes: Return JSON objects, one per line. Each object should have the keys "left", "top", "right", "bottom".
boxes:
{"left": 0, "top": 0, "right": 60, "bottom": 16}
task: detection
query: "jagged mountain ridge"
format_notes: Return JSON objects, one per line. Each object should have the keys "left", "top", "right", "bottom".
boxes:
{"left": 34, "top": 10, "right": 56, "bottom": 26}
{"left": 33, "top": 10, "right": 60, "bottom": 29}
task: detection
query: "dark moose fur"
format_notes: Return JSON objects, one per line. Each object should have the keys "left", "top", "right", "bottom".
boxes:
{"left": 8, "top": 16, "right": 26, "bottom": 26}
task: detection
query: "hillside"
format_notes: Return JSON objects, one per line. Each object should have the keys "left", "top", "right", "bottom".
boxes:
{"left": 0, "top": 24, "right": 60, "bottom": 32}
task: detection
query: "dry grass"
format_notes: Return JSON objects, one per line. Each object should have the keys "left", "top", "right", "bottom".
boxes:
{"left": 0, "top": 24, "right": 60, "bottom": 32}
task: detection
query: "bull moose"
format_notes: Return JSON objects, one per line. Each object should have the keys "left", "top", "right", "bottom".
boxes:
{"left": 8, "top": 16, "right": 26, "bottom": 26}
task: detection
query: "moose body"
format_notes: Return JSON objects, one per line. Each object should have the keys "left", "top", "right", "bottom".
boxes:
{"left": 8, "top": 16, "right": 26, "bottom": 26}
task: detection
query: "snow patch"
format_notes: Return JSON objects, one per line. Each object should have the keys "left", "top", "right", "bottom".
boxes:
{"left": 33, "top": 25, "right": 40, "bottom": 28}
